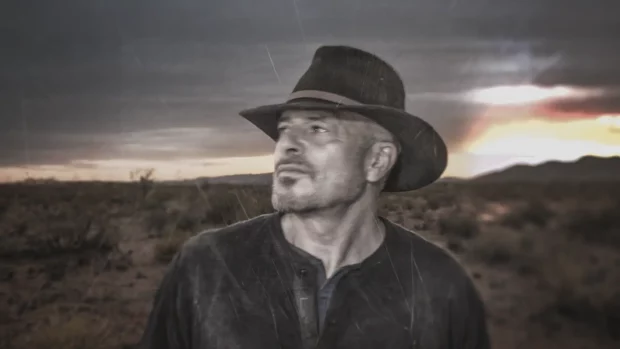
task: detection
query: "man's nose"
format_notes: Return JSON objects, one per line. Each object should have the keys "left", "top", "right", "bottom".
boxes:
{"left": 277, "top": 130, "right": 304, "bottom": 155}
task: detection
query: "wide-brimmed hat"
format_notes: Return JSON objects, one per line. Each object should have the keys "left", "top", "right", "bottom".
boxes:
{"left": 239, "top": 45, "right": 447, "bottom": 192}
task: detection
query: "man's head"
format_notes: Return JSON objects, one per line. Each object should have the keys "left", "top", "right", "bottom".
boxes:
{"left": 240, "top": 45, "right": 448, "bottom": 194}
{"left": 271, "top": 101, "right": 400, "bottom": 213}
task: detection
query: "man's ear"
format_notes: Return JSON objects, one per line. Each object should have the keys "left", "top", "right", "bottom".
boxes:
{"left": 365, "top": 141, "right": 398, "bottom": 184}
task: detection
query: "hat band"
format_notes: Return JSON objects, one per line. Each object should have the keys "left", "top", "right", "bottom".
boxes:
{"left": 287, "top": 90, "right": 363, "bottom": 106}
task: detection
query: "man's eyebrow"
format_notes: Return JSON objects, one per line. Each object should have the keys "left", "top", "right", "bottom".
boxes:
{"left": 309, "top": 114, "right": 329, "bottom": 121}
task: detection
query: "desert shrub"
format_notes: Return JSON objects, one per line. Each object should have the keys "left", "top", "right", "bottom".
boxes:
{"left": 142, "top": 186, "right": 177, "bottom": 210}
{"left": 197, "top": 186, "right": 273, "bottom": 226}
{"left": 142, "top": 185, "right": 274, "bottom": 234}
{"left": 0, "top": 185, "right": 130, "bottom": 257}
{"left": 233, "top": 187, "right": 273, "bottom": 217}
{"left": 12, "top": 313, "right": 117, "bottom": 349}
{"left": 468, "top": 227, "right": 540, "bottom": 273}
{"left": 531, "top": 234, "right": 620, "bottom": 339}
{"left": 154, "top": 231, "right": 194, "bottom": 263}
{"left": 0, "top": 198, "right": 9, "bottom": 217}
{"left": 499, "top": 199, "right": 553, "bottom": 229}
{"left": 42, "top": 219, "right": 120, "bottom": 255}
{"left": 536, "top": 288, "right": 620, "bottom": 340}
{"left": 469, "top": 228, "right": 519, "bottom": 265}
{"left": 0, "top": 215, "right": 120, "bottom": 258}
{"left": 379, "top": 196, "right": 402, "bottom": 215}
{"left": 437, "top": 209, "right": 479, "bottom": 239}
{"left": 402, "top": 197, "right": 427, "bottom": 219}
{"left": 202, "top": 189, "right": 241, "bottom": 226}
{"left": 425, "top": 191, "right": 457, "bottom": 210}
{"left": 562, "top": 205, "right": 620, "bottom": 247}
{"left": 144, "top": 208, "right": 169, "bottom": 235}
{"left": 446, "top": 238, "right": 465, "bottom": 254}
{"left": 175, "top": 211, "right": 200, "bottom": 232}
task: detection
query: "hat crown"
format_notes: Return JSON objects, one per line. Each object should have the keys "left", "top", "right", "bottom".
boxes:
{"left": 291, "top": 46, "right": 406, "bottom": 109}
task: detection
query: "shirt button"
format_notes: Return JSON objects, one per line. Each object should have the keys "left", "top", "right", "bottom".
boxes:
{"left": 299, "top": 268, "right": 308, "bottom": 277}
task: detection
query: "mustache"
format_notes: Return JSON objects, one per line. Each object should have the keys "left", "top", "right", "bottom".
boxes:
{"left": 275, "top": 157, "right": 313, "bottom": 173}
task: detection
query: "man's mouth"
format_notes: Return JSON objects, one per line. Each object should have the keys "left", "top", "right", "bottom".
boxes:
{"left": 276, "top": 164, "right": 310, "bottom": 176}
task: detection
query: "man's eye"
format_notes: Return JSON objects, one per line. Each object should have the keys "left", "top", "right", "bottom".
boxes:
{"left": 277, "top": 126, "right": 288, "bottom": 133}
{"left": 311, "top": 125, "right": 327, "bottom": 133}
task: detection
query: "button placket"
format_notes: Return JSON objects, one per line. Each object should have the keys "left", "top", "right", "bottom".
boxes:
{"left": 293, "top": 265, "right": 319, "bottom": 349}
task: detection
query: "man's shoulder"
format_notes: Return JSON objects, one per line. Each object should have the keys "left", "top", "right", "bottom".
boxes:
{"left": 383, "top": 218, "right": 471, "bottom": 282}
{"left": 176, "top": 212, "right": 277, "bottom": 263}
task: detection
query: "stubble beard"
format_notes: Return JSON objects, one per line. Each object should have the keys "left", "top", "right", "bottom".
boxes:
{"left": 271, "top": 180, "right": 324, "bottom": 213}
{"left": 271, "top": 175, "right": 366, "bottom": 214}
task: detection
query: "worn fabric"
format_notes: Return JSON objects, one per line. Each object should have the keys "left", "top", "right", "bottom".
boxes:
{"left": 138, "top": 212, "right": 490, "bottom": 349}
{"left": 289, "top": 243, "right": 360, "bottom": 334}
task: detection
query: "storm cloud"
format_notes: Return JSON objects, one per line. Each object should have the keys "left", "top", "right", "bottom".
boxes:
{"left": 543, "top": 93, "right": 620, "bottom": 116}
{"left": 1, "top": 0, "right": 619, "bottom": 170}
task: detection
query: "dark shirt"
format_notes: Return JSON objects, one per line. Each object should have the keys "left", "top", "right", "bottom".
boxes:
{"left": 138, "top": 212, "right": 490, "bottom": 349}
{"left": 289, "top": 244, "right": 361, "bottom": 335}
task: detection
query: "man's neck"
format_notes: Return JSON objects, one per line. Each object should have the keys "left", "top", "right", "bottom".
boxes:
{"left": 280, "top": 193, "right": 385, "bottom": 279}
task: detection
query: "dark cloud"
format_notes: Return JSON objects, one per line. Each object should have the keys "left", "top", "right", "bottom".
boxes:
{"left": 0, "top": 126, "right": 273, "bottom": 167}
{"left": 1, "top": 0, "right": 619, "bottom": 170}
{"left": 533, "top": 42, "right": 620, "bottom": 88}
{"left": 543, "top": 93, "right": 620, "bottom": 116}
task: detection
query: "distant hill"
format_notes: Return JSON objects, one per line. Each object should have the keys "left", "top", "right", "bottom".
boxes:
{"left": 200, "top": 173, "right": 272, "bottom": 185}
{"left": 473, "top": 156, "right": 620, "bottom": 182}
{"left": 166, "top": 173, "right": 273, "bottom": 186}
{"left": 164, "top": 156, "right": 619, "bottom": 186}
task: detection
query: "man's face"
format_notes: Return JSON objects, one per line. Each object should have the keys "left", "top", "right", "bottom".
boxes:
{"left": 271, "top": 108, "right": 371, "bottom": 213}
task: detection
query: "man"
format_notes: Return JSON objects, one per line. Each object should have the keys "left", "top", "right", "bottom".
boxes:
{"left": 139, "top": 45, "right": 490, "bottom": 349}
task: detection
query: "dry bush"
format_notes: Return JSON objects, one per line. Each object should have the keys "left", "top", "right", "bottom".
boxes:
{"left": 532, "top": 237, "right": 620, "bottom": 339}
{"left": 203, "top": 189, "right": 243, "bottom": 226}
{"left": 0, "top": 188, "right": 122, "bottom": 257}
{"left": 11, "top": 312, "right": 117, "bottom": 349}
{"left": 468, "top": 227, "right": 536, "bottom": 270}
{"left": 378, "top": 196, "right": 402, "bottom": 215}
{"left": 154, "top": 231, "right": 194, "bottom": 263}
{"left": 229, "top": 186, "right": 273, "bottom": 218}
{"left": 401, "top": 196, "right": 428, "bottom": 219}
{"left": 41, "top": 219, "right": 120, "bottom": 255}
{"left": 561, "top": 203, "right": 620, "bottom": 247}
{"left": 544, "top": 293, "right": 620, "bottom": 340}
{"left": 142, "top": 186, "right": 177, "bottom": 210}
{"left": 141, "top": 185, "right": 273, "bottom": 237}
{"left": 425, "top": 191, "right": 457, "bottom": 210}
{"left": 0, "top": 202, "right": 120, "bottom": 258}
{"left": 144, "top": 208, "right": 169, "bottom": 236}
{"left": 436, "top": 208, "right": 479, "bottom": 239}
{"left": 200, "top": 186, "right": 272, "bottom": 226}
{"left": 175, "top": 211, "right": 200, "bottom": 232}
{"left": 499, "top": 199, "right": 553, "bottom": 229}
{"left": 0, "top": 198, "right": 9, "bottom": 217}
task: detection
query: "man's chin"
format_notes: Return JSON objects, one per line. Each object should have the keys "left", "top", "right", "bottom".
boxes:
{"left": 272, "top": 175, "right": 310, "bottom": 192}
{"left": 271, "top": 193, "right": 318, "bottom": 213}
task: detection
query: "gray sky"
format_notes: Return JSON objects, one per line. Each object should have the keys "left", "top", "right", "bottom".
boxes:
{"left": 1, "top": 0, "right": 619, "bottom": 176}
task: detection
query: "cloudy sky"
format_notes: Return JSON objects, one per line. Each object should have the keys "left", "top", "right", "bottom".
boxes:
{"left": 2, "top": 0, "right": 619, "bottom": 181}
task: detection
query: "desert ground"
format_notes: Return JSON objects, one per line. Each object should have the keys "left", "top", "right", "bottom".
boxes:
{"left": 0, "top": 179, "right": 619, "bottom": 349}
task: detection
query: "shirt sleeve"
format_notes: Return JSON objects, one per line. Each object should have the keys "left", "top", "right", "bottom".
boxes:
{"left": 138, "top": 252, "right": 193, "bottom": 349}
{"left": 449, "top": 272, "right": 491, "bottom": 349}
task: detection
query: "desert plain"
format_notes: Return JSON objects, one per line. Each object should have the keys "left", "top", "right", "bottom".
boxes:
{"left": 0, "top": 177, "right": 619, "bottom": 349}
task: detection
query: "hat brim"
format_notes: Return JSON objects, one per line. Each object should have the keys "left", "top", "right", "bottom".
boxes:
{"left": 239, "top": 102, "right": 448, "bottom": 192}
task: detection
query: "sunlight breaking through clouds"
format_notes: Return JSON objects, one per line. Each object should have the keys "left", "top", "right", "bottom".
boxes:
{"left": 465, "top": 85, "right": 605, "bottom": 106}
{"left": 597, "top": 114, "right": 620, "bottom": 129}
